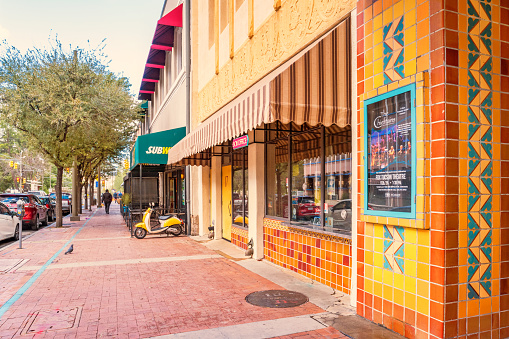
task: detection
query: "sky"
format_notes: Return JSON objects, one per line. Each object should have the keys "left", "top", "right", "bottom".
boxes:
{"left": 0, "top": 0, "right": 164, "bottom": 98}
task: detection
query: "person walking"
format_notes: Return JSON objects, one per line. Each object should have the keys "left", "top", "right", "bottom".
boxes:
{"left": 113, "top": 191, "right": 118, "bottom": 203}
{"left": 102, "top": 189, "right": 113, "bottom": 214}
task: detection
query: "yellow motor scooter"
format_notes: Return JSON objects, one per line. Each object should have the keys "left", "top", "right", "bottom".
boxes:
{"left": 134, "top": 204, "right": 185, "bottom": 239}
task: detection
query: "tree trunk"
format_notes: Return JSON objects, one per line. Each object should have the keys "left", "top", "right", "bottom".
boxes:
{"left": 78, "top": 185, "right": 83, "bottom": 214}
{"left": 84, "top": 183, "right": 88, "bottom": 210}
{"left": 55, "top": 166, "right": 63, "bottom": 227}
{"left": 89, "top": 177, "right": 94, "bottom": 209}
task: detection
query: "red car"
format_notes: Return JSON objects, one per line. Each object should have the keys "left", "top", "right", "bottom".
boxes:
{"left": 295, "top": 196, "right": 319, "bottom": 220}
{"left": 0, "top": 193, "right": 49, "bottom": 230}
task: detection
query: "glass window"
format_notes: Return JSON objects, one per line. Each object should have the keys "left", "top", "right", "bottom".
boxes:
{"left": 290, "top": 130, "right": 321, "bottom": 226}
{"left": 0, "top": 203, "right": 9, "bottom": 215}
{"left": 324, "top": 126, "right": 352, "bottom": 234}
{"left": 232, "top": 148, "right": 248, "bottom": 227}
{"left": 265, "top": 123, "right": 352, "bottom": 235}
{"left": 266, "top": 137, "right": 289, "bottom": 218}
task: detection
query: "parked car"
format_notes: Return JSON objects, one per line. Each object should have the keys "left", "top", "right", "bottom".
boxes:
{"left": 0, "top": 193, "right": 49, "bottom": 230}
{"left": 49, "top": 193, "right": 72, "bottom": 214}
{"left": 39, "top": 196, "right": 56, "bottom": 222}
{"left": 28, "top": 190, "right": 47, "bottom": 197}
{"left": 330, "top": 199, "right": 352, "bottom": 229}
{"left": 295, "top": 196, "right": 319, "bottom": 221}
{"left": 0, "top": 201, "right": 19, "bottom": 241}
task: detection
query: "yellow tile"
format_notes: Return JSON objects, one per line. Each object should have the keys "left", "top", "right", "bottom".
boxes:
{"left": 406, "top": 244, "right": 417, "bottom": 261}
{"left": 394, "top": 1, "right": 404, "bottom": 19}
{"left": 405, "top": 0, "right": 416, "bottom": 12}
{"left": 365, "top": 62, "right": 373, "bottom": 79}
{"left": 383, "top": 285, "right": 393, "bottom": 301}
{"left": 383, "top": 10, "right": 394, "bottom": 26}
{"left": 417, "top": 36, "right": 430, "bottom": 59}
{"left": 415, "top": 105, "right": 424, "bottom": 124}
{"left": 365, "top": 47, "right": 373, "bottom": 66}
{"left": 417, "top": 245, "right": 430, "bottom": 264}
{"left": 374, "top": 224, "right": 383, "bottom": 238}
{"left": 374, "top": 58, "right": 383, "bottom": 76}
{"left": 394, "top": 288, "right": 404, "bottom": 305}
{"left": 405, "top": 276, "right": 417, "bottom": 294}
{"left": 383, "top": 269, "right": 393, "bottom": 286}
{"left": 405, "top": 259, "right": 417, "bottom": 278}
{"left": 417, "top": 229, "right": 430, "bottom": 246}
{"left": 365, "top": 278, "right": 373, "bottom": 293}
{"left": 374, "top": 27, "right": 384, "bottom": 47}
{"left": 406, "top": 24, "right": 416, "bottom": 45}
{"left": 405, "top": 292, "right": 416, "bottom": 310}
{"left": 374, "top": 266, "right": 383, "bottom": 282}
{"left": 366, "top": 223, "right": 374, "bottom": 237}
{"left": 416, "top": 160, "right": 424, "bottom": 176}
{"left": 374, "top": 252, "right": 384, "bottom": 268}
{"left": 373, "top": 14, "right": 383, "bottom": 31}
{"left": 365, "top": 236, "right": 373, "bottom": 251}
{"left": 365, "top": 264, "right": 373, "bottom": 279}
{"left": 416, "top": 296, "right": 429, "bottom": 316}
{"left": 406, "top": 228, "right": 417, "bottom": 244}
{"left": 365, "top": 33, "right": 373, "bottom": 51}
{"left": 405, "top": 42, "right": 416, "bottom": 63}
{"left": 374, "top": 281, "right": 383, "bottom": 297}
{"left": 394, "top": 273, "right": 404, "bottom": 290}
{"left": 374, "top": 238, "right": 383, "bottom": 253}
{"left": 417, "top": 280, "right": 429, "bottom": 298}
{"left": 365, "top": 250, "right": 373, "bottom": 265}
{"left": 416, "top": 263, "right": 430, "bottom": 280}
{"left": 374, "top": 74, "right": 384, "bottom": 89}
{"left": 405, "top": 60, "right": 417, "bottom": 76}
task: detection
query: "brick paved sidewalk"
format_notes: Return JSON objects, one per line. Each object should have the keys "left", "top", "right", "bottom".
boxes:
{"left": 0, "top": 204, "right": 403, "bottom": 339}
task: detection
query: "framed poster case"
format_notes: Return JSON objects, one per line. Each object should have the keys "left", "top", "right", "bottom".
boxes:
{"left": 363, "top": 84, "right": 416, "bottom": 219}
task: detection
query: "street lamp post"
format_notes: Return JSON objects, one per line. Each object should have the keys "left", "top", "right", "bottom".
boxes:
{"left": 17, "top": 198, "right": 25, "bottom": 249}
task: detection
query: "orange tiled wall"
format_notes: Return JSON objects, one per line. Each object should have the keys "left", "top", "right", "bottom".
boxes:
{"left": 231, "top": 224, "right": 248, "bottom": 250}
{"left": 263, "top": 218, "right": 352, "bottom": 294}
{"left": 356, "top": 0, "right": 509, "bottom": 338}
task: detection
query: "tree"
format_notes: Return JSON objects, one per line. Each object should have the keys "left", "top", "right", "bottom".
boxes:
{"left": 0, "top": 40, "right": 139, "bottom": 226}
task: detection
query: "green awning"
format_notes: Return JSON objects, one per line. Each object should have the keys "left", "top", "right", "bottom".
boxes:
{"left": 130, "top": 127, "right": 186, "bottom": 170}
{"left": 141, "top": 101, "right": 149, "bottom": 109}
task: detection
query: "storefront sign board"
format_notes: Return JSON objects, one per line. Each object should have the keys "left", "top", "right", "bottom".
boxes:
{"left": 232, "top": 135, "right": 249, "bottom": 150}
{"left": 363, "top": 84, "right": 416, "bottom": 219}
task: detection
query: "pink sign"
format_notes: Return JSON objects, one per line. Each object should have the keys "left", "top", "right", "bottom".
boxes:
{"left": 232, "top": 135, "right": 249, "bottom": 150}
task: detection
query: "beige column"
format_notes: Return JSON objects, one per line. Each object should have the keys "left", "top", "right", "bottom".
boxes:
{"left": 198, "top": 166, "right": 211, "bottom": 236}
{"left": 210, "top": 154, "right": 222, "bottom": 239}
{"left": 248, "top": 142, "right": 265, "bottom": 259}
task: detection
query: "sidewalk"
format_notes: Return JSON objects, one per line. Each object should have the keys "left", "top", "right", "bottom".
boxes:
{"left": 0, "top": 204, "right": 403, "bottom": 339}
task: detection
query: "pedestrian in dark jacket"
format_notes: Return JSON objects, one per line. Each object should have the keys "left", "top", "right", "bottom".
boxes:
{"left": 102, "top": 189, "right": 113, "bottom": 214}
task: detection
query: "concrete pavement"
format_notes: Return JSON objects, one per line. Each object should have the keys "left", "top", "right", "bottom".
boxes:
{"left": 0, "top": 204, "right": 403, "bottom": 339}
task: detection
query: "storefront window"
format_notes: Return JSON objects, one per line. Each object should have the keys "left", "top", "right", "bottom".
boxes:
{"left": 266, "top": 137, "right": 289, "bottom": 218}
{"left": 232, "top": 148, "right": 248, "bottom": 227}
{"left": 265, "top": 124, "right": 352, "bottom": 235}
{"left": 324, "top": 127, "right": 352, "bottom": 234}
{"left": 291, "top": 130, "right": 321, "bottom": 226}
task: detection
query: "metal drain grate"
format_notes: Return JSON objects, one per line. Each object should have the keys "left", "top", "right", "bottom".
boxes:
{"left": 19, "top": 307, "right": 82, "bottom": 335}
{"left": 245, "top": 290, "right": 309, "bottom": 308}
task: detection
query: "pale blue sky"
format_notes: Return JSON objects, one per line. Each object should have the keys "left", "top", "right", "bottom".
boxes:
{"left": 0, "top": 0, "right": 164, "bottom": 97}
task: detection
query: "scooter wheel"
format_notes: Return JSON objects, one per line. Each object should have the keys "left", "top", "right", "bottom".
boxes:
{"left": 134, "top": 228, "right": 147, "bottom": 239}
{"left": 170, "top": 225, "right": 183, "bottom": 236}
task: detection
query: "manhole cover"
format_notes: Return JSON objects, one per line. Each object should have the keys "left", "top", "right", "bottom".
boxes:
{"left": 19, "top": 307, "right": 82, "bottom": 335}
{"left": 245, "top": 290, "right": 309, "bottom": 308}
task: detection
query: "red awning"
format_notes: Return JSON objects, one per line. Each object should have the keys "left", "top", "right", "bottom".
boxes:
{"left": 138, "top": 4, "right": 183, "bottom": 101}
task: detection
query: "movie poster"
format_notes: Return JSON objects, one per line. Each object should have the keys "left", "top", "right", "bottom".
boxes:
{"left": 366, "top": 90, "right": 412, "bottom": 213}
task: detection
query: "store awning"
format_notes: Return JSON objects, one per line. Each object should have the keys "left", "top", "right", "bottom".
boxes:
{"left": 138, "top": 4, "right": 183, "bottom": 101}
{"left": 130, "top": 127, "right": 186, "bottom": 170}
{"left": 167, "top": 18, "right": 350, "bottom": 166}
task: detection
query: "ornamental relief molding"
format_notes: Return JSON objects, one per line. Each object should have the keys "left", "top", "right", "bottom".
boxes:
{"left": 197, "top": 0, "right": 355, "bottom": 123}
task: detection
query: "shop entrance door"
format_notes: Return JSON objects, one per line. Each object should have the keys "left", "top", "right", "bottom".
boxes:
{"left": 167, "top": 173, "right": 177, "bottom": 213}
{"left": 222, "top": 165, "right": 232, "bottom": 241}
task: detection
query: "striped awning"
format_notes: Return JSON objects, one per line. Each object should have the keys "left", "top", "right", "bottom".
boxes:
{"left": 270, "top": 18, "right": 350, "bottom": 127}
{"left": 167, "top": 18, "right": 350, "bottom": 166}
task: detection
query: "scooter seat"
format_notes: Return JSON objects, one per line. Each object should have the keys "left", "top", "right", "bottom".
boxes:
{"left": 158, "top": 215, "right": 172, "bottom": 221}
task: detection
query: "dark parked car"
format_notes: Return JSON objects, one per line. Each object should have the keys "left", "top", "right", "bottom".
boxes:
{"left": 39, "top": 196, "right": 56, "bottom": 222}
{"left": 49, "top": 193, "right": 72, "bottom": 214}
{"left": 0, "top": 193, "right": 49, "bottom": 230}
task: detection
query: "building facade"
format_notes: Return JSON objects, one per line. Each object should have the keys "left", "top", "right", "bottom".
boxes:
{"left": 160, "top": 0, "right": 509, "bottom": 338}
{"left": 129, "top": 0, "right": 190, "bottom": 217}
